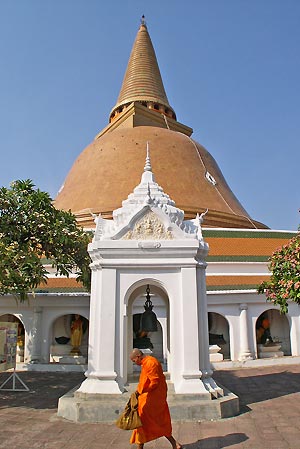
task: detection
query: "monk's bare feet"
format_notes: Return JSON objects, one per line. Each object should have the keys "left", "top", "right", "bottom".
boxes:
{"left": 166, "top": 436, "right": 183, "bottom": 448}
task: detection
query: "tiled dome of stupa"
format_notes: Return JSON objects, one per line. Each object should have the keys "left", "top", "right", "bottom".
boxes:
{"left": 54, "top": 18, "right": 267, "bottom": 230}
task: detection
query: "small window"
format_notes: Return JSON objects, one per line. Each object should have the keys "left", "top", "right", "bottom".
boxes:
{"left": 205, "top": 171, "right": 217, "bottom": 186}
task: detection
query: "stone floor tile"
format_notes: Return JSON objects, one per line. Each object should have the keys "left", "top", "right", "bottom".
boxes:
{"left": 2, "top": 365, "right": 300, "bottom": 448}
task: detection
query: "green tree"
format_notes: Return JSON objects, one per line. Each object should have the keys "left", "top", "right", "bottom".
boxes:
{"left": 0, "top": 180, "right": 91, "bottom": 301}
{"left": 258, "top": 232, "right": 300, "bottom": 314}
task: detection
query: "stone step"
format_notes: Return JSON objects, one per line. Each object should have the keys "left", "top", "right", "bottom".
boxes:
{"left": 58, "top": 381, "right": 239, "bottom": 423}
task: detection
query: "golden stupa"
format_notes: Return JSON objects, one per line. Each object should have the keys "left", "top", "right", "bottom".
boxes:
{"left": 55, "top": 18, "right": 267, "bottom": 230}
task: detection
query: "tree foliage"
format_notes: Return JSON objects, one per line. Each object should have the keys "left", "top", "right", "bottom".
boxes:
{"left": 0, "top": 180, "right": 91, "bottom": 301}
{"left": 258, "top": 232, "right": 300, "bottom": 314}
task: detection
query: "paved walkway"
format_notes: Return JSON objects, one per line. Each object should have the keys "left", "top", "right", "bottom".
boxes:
{"left": 1, "top": 364, "right": 300, "bottom": 449}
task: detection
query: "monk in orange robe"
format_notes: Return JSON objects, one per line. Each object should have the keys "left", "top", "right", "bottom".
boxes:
{"left": 130, "top": 348, "right": 182, "bottom": 449}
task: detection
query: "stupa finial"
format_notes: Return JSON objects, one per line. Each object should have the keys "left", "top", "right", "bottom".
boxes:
{"left": 109, "top": 15, "right": 176, "bottom": 123}
{"left": 144, "top": 142, "right": 152, "bottom": 172}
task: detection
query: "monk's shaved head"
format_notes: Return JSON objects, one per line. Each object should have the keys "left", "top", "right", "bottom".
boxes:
{"left": 130, "top": 348, "right": 144, "bottom": 365}
{"left": 130, "top": 348, "right": 143, "bottom": 359}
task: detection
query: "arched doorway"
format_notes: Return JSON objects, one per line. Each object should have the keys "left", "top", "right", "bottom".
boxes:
{"left": 50, "top": 314, "right": 89, "bottom": 363}
{"left": 128, "top": 282, "right": 169, "bottom": 376}
{"left": 0, "top": 314, "right": 25, "bottom": 363}
{"left": 256, "top": 309, "right": 291, "bottom": 357}
{"left": 208, "top": 312, "right": 230, "bottom": 359}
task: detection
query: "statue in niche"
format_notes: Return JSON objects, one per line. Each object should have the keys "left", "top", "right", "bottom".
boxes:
{"left": 256, "top": 317, "right": 273, "bottom": 345}
{"left": 208, "top": 313, "right": 226, "bottom": 346}
{"left": 17, "top": 323, "right": 25, "bottom": 348}
{"left": 70, "top": 314, "right": 83, "bottom": 355}
{"left": 133, "top": 330, "right": 154, "bottom": 350}
{"left": 133, "top": 314, "right": 153, "bottom": 350}
{"left": 17, "top": 322, "right": 25, "bottom": 362}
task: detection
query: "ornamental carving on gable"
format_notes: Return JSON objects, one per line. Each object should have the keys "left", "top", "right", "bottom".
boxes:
{"left": 122, "top": 211, "right": 173, "bottom": 240}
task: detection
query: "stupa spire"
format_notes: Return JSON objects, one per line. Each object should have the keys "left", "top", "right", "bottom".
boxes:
{"left": 144, "top": 142, "right": 152, "bottom": 171}
{"left": 110, "top": 17, "right": 176, "bottom": 122}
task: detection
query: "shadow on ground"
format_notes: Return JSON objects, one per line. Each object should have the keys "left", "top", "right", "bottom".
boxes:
{"left": 213, "top": 367, "right": 300, "bottom": 410}
{"left": 0, "top": 371, "right": 85, "bottom": 409}
{"left": 1, "top": 366, "right": 300, "bottom": 415}
{"left": 183, "top": 432, "right": 248, "bottom": 448}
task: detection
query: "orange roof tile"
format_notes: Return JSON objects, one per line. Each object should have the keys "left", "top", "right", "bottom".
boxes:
{"left": 206, "top": 237, "right": 290, "bottom": 257}
{"left": 206, "top": 275, "right": 270, "bottom": 287}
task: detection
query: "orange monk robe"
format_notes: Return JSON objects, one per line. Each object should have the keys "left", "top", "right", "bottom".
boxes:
{"left": 130, "top": 355, "right": 172, "bottom": 445}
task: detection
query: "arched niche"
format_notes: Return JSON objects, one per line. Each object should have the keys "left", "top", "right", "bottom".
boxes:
{"left": 0, "top": 313, "right": 25, "bottom": 362}
{"left": 50, "top": 314, "right": 89, "bottom": 363}
{"left": 208, "top": 312, "right": 230, "bottom": 359}
{"left": 256, "top": 309, "right": 291, "bottom": 357}
{"left": 127, "top": 281, "right": 169, "bottom": 376}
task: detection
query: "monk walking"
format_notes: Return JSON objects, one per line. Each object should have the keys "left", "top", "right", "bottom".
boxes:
{"left": 130, "top": 348, "right": 182, "bottom": 449}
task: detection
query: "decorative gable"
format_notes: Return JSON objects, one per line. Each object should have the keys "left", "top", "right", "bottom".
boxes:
{"left": 122, "top": 210, "right": 174, "bottom": 240}
{"left": 93, "top": 144, "right": 206, "bottom": 244}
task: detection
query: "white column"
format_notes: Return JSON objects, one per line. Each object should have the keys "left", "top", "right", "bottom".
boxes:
{"left": 290, "top": 314, "right": 300, "bottom": 356}
{"left": 239, "top": 303, "right": 253, "bottom": 360}
{"left": 196, "top": 263, "right": 223, "bottom": 396}
{"left": 196, "top": 264, "right": 211, "bottom": 376}
{"left": 173, "top": 267, "right": 209, "bottom": 395}
{"left": 78, "top": 266, "right": 123, "bottom": 394}
{"left": 28, "top": 307, "right": 43, "bottom": 363}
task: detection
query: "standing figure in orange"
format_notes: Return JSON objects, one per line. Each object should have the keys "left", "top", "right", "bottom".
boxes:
{"left": 130, "top": 348, "right": 182, "bottom": 449}
{"left": 70, "top": 314, "right": 83, "bottom": 354}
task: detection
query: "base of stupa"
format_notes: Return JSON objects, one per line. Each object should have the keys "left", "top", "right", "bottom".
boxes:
{"left": 57, "top": 379, "right": 239, "bottom": 423}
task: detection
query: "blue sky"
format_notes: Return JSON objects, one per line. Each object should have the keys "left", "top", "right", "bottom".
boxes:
{"left": 1, "top": 0, "right": 299, "bottom": 231}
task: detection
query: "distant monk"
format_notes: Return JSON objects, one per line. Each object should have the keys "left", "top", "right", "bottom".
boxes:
{"left": 129, "top": 348, "right": 182, "bottom": 449}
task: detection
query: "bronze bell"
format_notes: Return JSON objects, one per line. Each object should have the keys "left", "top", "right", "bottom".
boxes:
{"left": 140, "top": 284, "right": 158, "bottom": 332}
